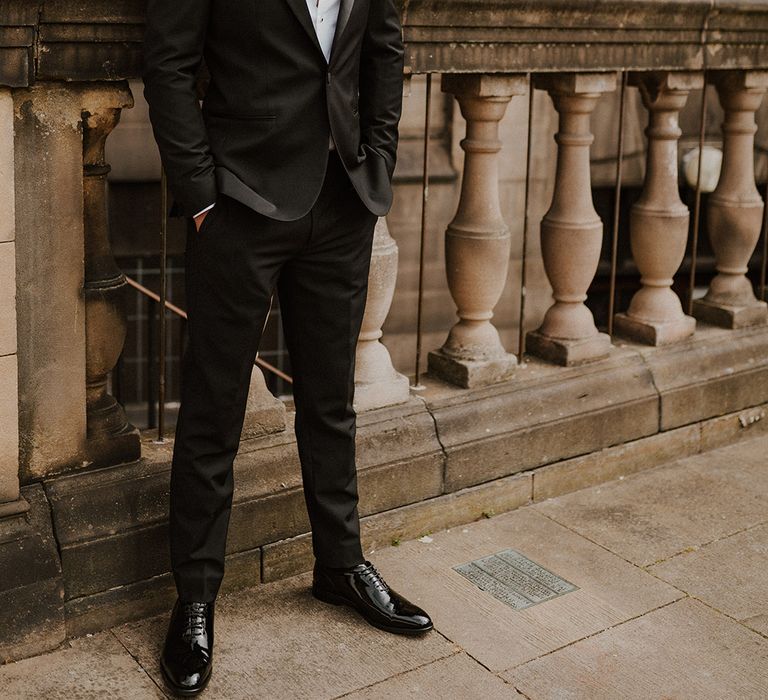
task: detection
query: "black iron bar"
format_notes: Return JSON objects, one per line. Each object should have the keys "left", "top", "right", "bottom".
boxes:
{"left": 517, "top": 75, "right": 535, "bottom": 361}
{"left": 607, "top": 70, "right": 628, "bottom": 337}
{"left": 147, "top": 296, "right": 157, "bottom": 429}
{"left": 157, "top": 169, "right": 168, "bottom": 440}
{"left": 125, "top": 275, "right": 293, "bottom": 385}
{"left": 687, "top": 70, "right": 709, "bottom": 316}
{"left": 760, "top": 177, "right": 768, "bottom": 301}
{"left": 414, "top": 72, "right": 432, "bottom": 388}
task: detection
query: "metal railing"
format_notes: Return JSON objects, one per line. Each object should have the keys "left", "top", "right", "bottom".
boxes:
{"left": 126, "top": 65, "right": 768, "bottom": 439}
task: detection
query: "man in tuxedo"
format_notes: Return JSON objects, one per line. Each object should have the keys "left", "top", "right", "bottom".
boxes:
{"left": 143, "top": 0, "right": 432, "bottom": 694}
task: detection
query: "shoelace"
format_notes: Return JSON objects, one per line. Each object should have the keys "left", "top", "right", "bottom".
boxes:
{"left": 360, "top": 563, "right": 389, "bottom": 594}
{"left": 181, "top": 602, "right": 207, "bottom": 641}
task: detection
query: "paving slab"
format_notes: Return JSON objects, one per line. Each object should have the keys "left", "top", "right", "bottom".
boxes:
{"left": 534, "top": 438, "right": 768, "bottom": 567}
{"left": 649, "top": 522, "right": 768, "bottom": 635}
{"left": 113, "top": 572, "right": 457, "bottom": 700}
{"left": 505, "top": 598, "right": 768, "bottom": 699}
{"left": 0, "top": 631, "right": 163, "bottom": 699}
{"left": 369, "top": 507, "right": 681, "bottom": 672}
{"left": 341, "top": 653, "right": 522, "bottom": 699}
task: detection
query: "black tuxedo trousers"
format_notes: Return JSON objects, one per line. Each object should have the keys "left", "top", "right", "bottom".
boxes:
{"left": 171, "top": 150, "right": 376, "bottom": 602}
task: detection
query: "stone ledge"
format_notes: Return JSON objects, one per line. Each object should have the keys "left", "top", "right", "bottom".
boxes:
{"left": 424, "top": 349, "right": 660, "bottom": 491}
{"left": 10, "top": 392, "right": 768, "bottom": 654}
{"left": 531, "top": 402, "right": 768, "bottom": 503}
{"left": 44, "top": 397, "right": 444, "bottom": 601}
{"left": 401, "top": 0, "right": 768, "bottom": 73}
{"left": 63, "top": 546, "right": 263, "bottom": 640}
{"left": 262, "top": 471, "right": 533, "bottom": 583}
{"left": 6, "top": 324, "right": 768, "bottom": 661}
{"left": 4, "top": 0, "right": 768, "bottom": 86}
{"left": 630, "top": 324, "right": 768, "bottom": 430}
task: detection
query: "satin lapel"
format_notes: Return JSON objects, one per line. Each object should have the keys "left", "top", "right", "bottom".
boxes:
{"left": 329, "top": 0, "right": 356, "bottom": 62}
{"left": 283, "top": 0, "right": 326, "bottom": 60}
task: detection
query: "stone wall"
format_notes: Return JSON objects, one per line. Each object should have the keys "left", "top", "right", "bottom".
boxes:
{"left": 0, "top": 87, "right": 20, "bottom": 510}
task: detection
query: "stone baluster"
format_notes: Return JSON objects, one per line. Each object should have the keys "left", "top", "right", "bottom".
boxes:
{"left": 693, "top": 70, "right": 768, "bottom": 328}
{"left": 527, "top": 73, "right": 617, "bottom": 365}
{"left": 81, "top": 85, "right": 140, "bottom": 466}
{"left": 428, "top": 74, "right": 526, "bottom": 388}
{"left": 614, "top": 72, "right": 700, "bottom": 345}
{"left": 354, "top": 217, "right": 410, "bottom": 411}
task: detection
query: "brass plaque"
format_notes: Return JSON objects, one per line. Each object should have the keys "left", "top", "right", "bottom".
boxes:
{"left": 454, "top": 549, "right": 578, "bottom": 610}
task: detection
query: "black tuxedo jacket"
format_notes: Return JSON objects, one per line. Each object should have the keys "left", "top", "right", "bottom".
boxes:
{"left": 142, "top": 0, "right": 404, "bottom": 220}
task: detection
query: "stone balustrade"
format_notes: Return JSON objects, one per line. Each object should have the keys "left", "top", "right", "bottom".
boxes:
{"left": 3, "top": 0, "right": 768, "bottom": 662}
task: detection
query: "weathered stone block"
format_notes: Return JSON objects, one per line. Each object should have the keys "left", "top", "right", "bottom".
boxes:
{"left": 534, "top": 71, "right": 618, "bottom": 95}
{"left": 60, "top": 522, "right": 169, "bottom": 599}
{"left": 0, "top": 485, "right": 64, "bottom": 663}
{"left": 358, "top": 455, "right": 444, "bottom": 516}
{"left": 693, "top": 297, "right": 768, "bottom": 330}
{"left": 230, "top": 449, "right": 444, "bottom": 556}
{"left": 533, "top": 424, "right": 701, "bottom": 502}
{"left": 355, "top": 397, "right": 444, "bottom": 467}
{"left": 44, "top": 453, "right": 171, "bottom": 548}
{"left": 0, "top": 242, "right": 17, "bottom": 358}
{"left": 46, "top": 398, "right": 445, "bottom": 606}
{"left": 614, "top": 312, "right": 696, "bottom": 347}
{"left": 429, "top": 352, "right": 659, "bottom": 491}
{"left": 699, "top": 402, "right": 768, "bottom": 453}
{"left": 14, "top": 83, "right": 87, "bottom": 480}
{"left": 0, "top": 89, "right": 14, "bottom": 243}
{"left": 65, "top": 571, "right": 177, "bottom": 640}
{"left": 639, "top": 325, "right": 768, "bottom": 430}
{"left": 0, "top": 354, "right": 20, "bottom": 504}
{"left": 526, "top": 330, "right": 612, "bottom": 367}
{"left": 64, "top": 546, "right": 263, "bottom": 637}
{"left": 427, "top": 349, "right": 516, "bottom": 389}
{"left": 0, "top": 47, "right": 31, "bottom": 88}
{"left": 262, "top": 472, "right": 532, "bottom": 582}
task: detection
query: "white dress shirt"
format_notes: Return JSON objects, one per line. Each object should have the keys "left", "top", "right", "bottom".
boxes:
{"left": 307, "top": 0, "right": 341, "bottom": 63}
{"left": 194, "top": 0, "right": 341, "bottom": 218}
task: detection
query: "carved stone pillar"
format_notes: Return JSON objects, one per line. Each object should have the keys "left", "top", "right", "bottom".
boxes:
{"left": 81, "top": 85, "right": 140, "bottom": 466}
{"left": 428, "top": 74, "right": 526, "bottom": 388}
{"left": 693, "top": 70, "right": 768, "bottom": 328}
{"left": 527, "top": 73, "right": 616, "bottom": 366}
{"left": 354, "top": 217, "right": 409, "bottom": 411}
{"left": 14, "top": 84, "right": 88, "bottom": 479}
{"left": 615, "top": 72, "right": 699, "bottom": 345}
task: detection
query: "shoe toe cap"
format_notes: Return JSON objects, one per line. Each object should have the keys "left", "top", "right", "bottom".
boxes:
{"left": 409, "top": 611, "right": 433, "bottom": 631}
{"left": 162, "top": 656, "right": 211, "bottom": 693}
{"left": 394, "top": 605, "right": 433, "bottom": 632}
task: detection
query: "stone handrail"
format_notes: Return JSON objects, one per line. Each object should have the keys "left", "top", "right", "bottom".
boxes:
{"left": 3, "top": 0, "right": 768, "bottom": 87}
{"left": 401, "top": 0, "right": 768, "bottom": 73}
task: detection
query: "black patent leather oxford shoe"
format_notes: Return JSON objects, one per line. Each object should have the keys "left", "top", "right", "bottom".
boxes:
{"left": 160, "top": 599, "right": 214, "bottom": 696}
{"left": 312, "top": 561, "right": 433, "bottom": 635}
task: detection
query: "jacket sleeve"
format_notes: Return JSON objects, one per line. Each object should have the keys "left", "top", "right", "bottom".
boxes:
{"left": 358, "top": 0, "right": 405, "bottom": 179}
{"left": 142, "top": 0, "right": 217, "bottom": 217}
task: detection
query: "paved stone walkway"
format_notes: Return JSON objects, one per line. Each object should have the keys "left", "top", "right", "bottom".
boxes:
{"left": 3, "top": 435, "right": 768, "bottom": 699}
